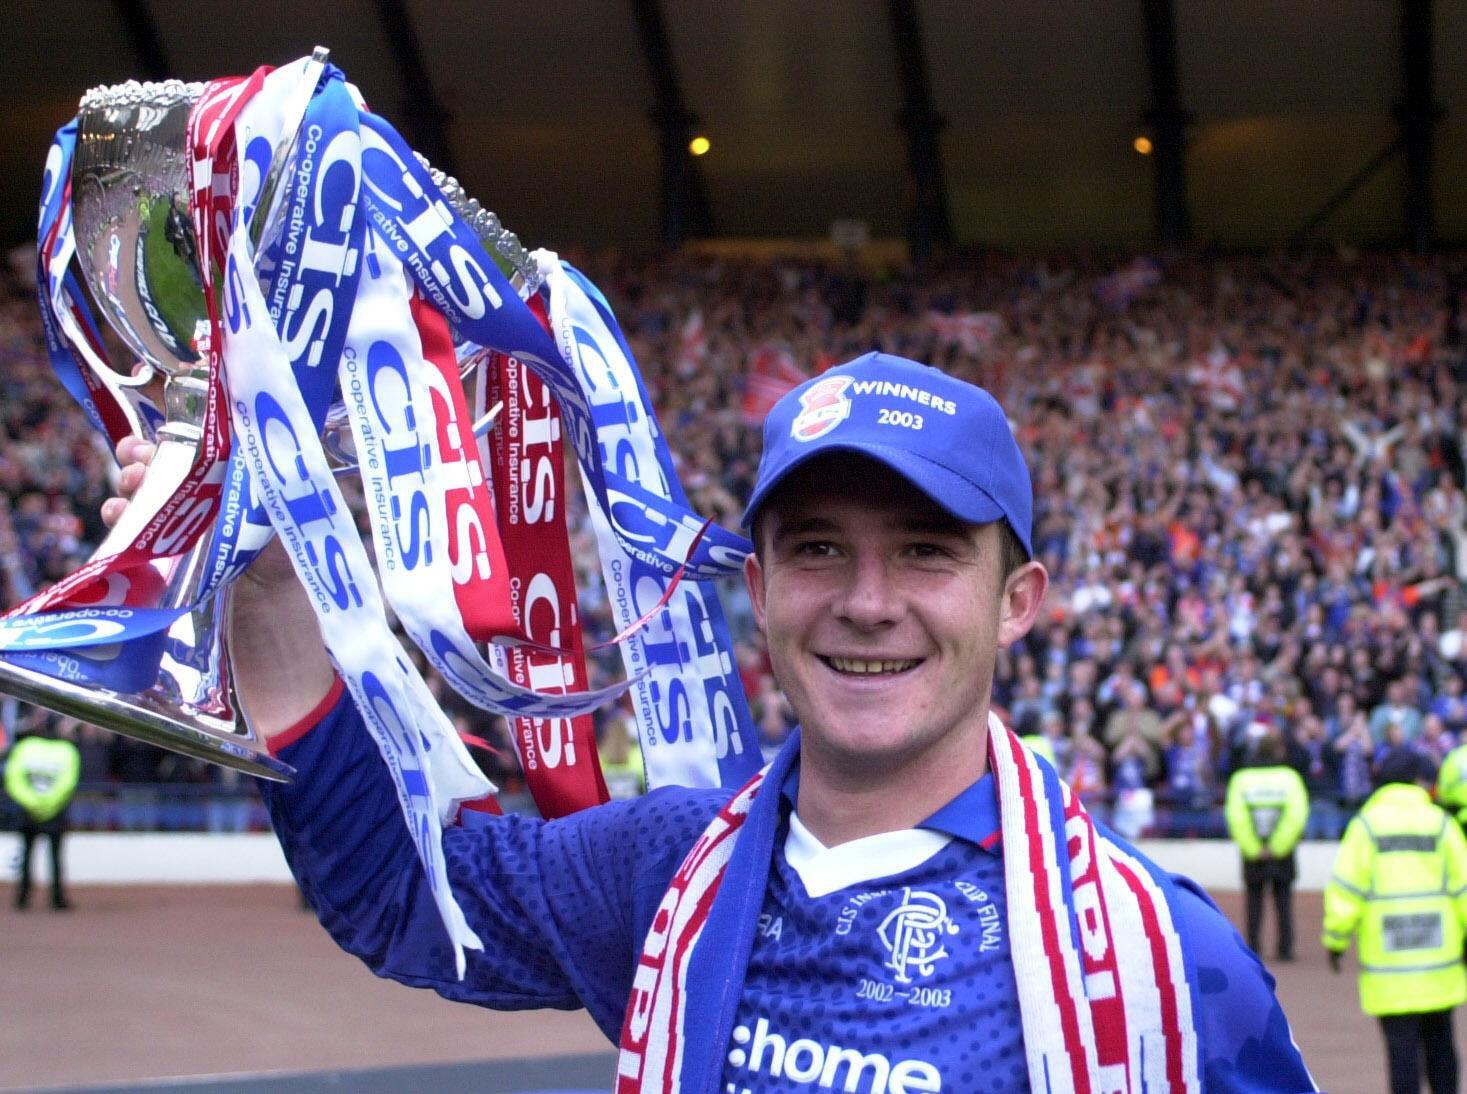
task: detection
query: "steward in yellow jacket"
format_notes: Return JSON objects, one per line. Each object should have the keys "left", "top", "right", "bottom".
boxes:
{"left": 1324, "top": 747, "right": 1467, "bottom": 1094}
{"left": 3, "top": 730, "right": 80, "bottom": 911}
{"left": 1225, "top": 735, "right": 1309, "bottom": 961}
{"left": 1436, "top": 741, "right": 1467, "bottom": 828}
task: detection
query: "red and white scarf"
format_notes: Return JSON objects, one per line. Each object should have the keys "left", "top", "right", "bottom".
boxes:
{"left": 615, "top": 715, "right": 1201, "bottom": 1093}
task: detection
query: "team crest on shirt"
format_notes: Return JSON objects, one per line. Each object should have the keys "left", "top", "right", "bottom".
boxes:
{"left": 790, "top": 375, "right": 853, "bottom": 441}
{"left": 877, "top": 888, "right": 959, "bottom": 984}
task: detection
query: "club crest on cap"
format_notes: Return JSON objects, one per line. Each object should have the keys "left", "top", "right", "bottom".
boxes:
{"left": 790, "top": 375, "right": 853, "bottom": 442}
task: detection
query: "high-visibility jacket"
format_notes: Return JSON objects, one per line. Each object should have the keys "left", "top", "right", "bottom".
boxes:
{"left": 3, "top": 736, "right": 80, "bottom": 823}
{"left": 1437, "top": 744, "right": 1467, "bottom": 826}
{"left": 1020, "top": 734, "right": 1057, "bottom": 767}
{"left": 1224, "top": 763, "right": 1309, "bottom": 860}
{"left": 1323, "top": 783, "right": 1467, "bottom": 1016}
{"left": 598, "top": 741, "right": 646, "bottom": 802}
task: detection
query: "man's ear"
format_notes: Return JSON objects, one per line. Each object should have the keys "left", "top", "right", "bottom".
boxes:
{"left": 744, "top": 550, "right": 768, "bottom": 634}
{"left": 998, "top": 561, "right": 1048, "bottom": 647}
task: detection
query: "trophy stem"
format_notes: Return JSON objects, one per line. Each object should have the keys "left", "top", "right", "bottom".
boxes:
{"left": 91, "top": 434, "right": 199, "bottom": 565}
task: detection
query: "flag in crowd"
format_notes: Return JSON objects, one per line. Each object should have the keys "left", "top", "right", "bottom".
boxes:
{"left": 1095, "top": 256, "right": 1162, "bottom": 310}
{"left": 740, "top": 344, "right": 806, "bottom": 425}
{"left": 925, "top": 309, "right": 1005, "bottom": 354}
{"left": 1187, "top": 344, "right": 1245, "bottom": 411}
{"left": 676, "top": 309, "right": 708, "bottom": 377}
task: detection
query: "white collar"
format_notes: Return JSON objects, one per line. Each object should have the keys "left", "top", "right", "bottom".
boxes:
{"left": 783, "top": 810, "right": 953, "bottom": 899}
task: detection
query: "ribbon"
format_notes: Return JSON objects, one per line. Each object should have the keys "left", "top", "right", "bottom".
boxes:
{"left": 341, "top": 229, "right": 633, "bottom": 721}
{"left": 410, "top": 293, "right": 515, "bottom": 641}
{"left": 482, "top": 350, "right": 607, "bottom": 818}
{"left": 13, "top": 53, "right": 777, "bottom": 968}
{"left": 353, "top": 113, "right": 751, "bottom": 581}
{"left": 36, "top": 123, "right": 157, "bottom": 446}
{"left": 223, "top": 213, "right": 488, "bottom": 973}
{"left": 542, "top": 261, "right": 762, "bottom": 791}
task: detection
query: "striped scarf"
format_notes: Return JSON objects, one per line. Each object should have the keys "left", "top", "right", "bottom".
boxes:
{"left": 615, "top": 716, "right": 1202, "bottom": 1093}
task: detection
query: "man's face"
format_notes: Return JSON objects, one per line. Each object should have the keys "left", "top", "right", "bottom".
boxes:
{"left": 744, "top": 455, "right": 1045, "bottom": 781}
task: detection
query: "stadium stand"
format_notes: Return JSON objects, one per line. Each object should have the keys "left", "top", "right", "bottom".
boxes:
{"left": 3, "top": 247, "right": 1464, "bottom": 840}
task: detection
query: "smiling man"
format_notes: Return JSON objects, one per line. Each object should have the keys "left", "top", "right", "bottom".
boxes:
{"left": 108, "top": 352, "right": 1315, "bottom": 1092}
{"left": 740, "top": 423, "right": 1042, "bottom": 847}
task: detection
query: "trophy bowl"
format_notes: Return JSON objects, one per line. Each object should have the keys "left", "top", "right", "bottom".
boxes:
{"left": 0, "top": 72, "right": 300, "bottom": 780}
{"left": 0, "top": 54, "right": 546, "bottom": 782}
{"left": 71, "top": 77, "right": 210, "bottom": 422}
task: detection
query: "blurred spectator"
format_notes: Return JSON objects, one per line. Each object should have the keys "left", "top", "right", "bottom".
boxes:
{"left": 2, "top": 245, "right": 1467, "bottom": 838}
{"left": 1417, "top": 712, "right": 1458, "bottom": 768}
{"left": 1334, "top": 709, "right": 1377, "bottom": 815}
{"left": 1102, "top": 680, "right": 1165, "bottom": 755}
{"left": 1294, "top": 710, "right": 1346, "bottom": 839}
{"left": 1159, "top": 711, "right": 1220, "bottom": 837}
{"left": 1371, "top": 679, "right": 1426, "bottom": 745}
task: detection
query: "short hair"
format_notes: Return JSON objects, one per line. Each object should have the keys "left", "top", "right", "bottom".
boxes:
{"left": 996, "top": 520, "right": 1029, "bottom": 583}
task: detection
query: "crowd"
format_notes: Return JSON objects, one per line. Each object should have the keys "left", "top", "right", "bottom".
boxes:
{"left": 2, "top": 245, "right": 1466, "bottom": 838}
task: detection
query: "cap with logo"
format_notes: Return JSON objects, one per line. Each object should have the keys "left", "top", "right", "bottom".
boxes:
{"left": 740, "top": 351, "right": 1033, "bottom": 557}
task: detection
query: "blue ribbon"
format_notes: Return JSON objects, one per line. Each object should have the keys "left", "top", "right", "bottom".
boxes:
{"left": 34, "top": 123, "right": 116, "bottom": 441}
{"left": 559, "top": 264, "right": 760, "bottom": 786}
{"left": 355, "top": 112, "right": 751, "bottom": 580}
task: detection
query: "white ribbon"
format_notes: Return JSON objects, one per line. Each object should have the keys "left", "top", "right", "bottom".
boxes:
{"left": 341, "top": 232, "right": 637, "bottom": 720}
{"left": 223, "top": 214, "right": 487, "bottom": 974}
{"left": 542, "top": 257, "right": 753, "bottom": 790}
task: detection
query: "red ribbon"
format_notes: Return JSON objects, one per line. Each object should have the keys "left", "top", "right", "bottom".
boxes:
{"left": 409, "top": 291, "right": 516, "bottom": 640}
{"left": 485, "top": 349, "right": 608, "bottom": 819}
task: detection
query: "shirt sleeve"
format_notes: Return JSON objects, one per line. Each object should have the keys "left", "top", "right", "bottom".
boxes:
{"left": 1172, "top": 876, "right": 1318, "bottom": 1093}
{"left": 1323, "top": 817, "right": 1370, "bottom": 952}
{"left": 257, "top": 683, "right": 720, "bottom": 1041}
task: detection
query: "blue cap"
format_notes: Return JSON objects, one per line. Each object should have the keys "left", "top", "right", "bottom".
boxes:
{"left": 741, "top": 352, "right": 1033, "bottom": 557}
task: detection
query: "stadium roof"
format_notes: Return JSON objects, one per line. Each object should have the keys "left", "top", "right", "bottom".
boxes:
{"left": 4, "top": 0, "right": 1467, "bottom": 251}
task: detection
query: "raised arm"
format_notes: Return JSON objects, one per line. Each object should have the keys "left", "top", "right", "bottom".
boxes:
{"left": 105, "top": 437, "right": 335, "bottom": 737}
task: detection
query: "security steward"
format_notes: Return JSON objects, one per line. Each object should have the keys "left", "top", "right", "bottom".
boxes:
{"left": 1436, "top": 739, "right": 1467, "bottom": 829}
{"left": 1225, "top": 734, "right": 1309, "bottom": 961}
{"left": 4, "top": 726, "right": 81, "bottom": 911}
{"left": 1324, "top": 747, "right": 1467, "bottom": 1094}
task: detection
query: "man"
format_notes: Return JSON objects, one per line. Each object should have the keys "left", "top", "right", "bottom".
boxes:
{"left": 1369, "top": 679, "right": 1426, "bottom": 746}
{"left": 1325, "top": 747, "right": 1467, "bottom": 1094}
{"left": 108, "top": 352, "right": 1313, "bottom": 1092}
{"left": 4, "top": 721, "right": 80, "bottom": 911}
{"left": 1224, "top": 735, "right": 1308, "bottom": 962}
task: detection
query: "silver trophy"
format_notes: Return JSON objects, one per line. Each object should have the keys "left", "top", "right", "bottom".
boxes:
{"left": 0, "top": 50, "right": 540, "bottom": 780}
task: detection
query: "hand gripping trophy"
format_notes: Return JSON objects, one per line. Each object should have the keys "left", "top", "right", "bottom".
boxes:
{"left": 3, "top": 48, "right": 761, "bottom": 964}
